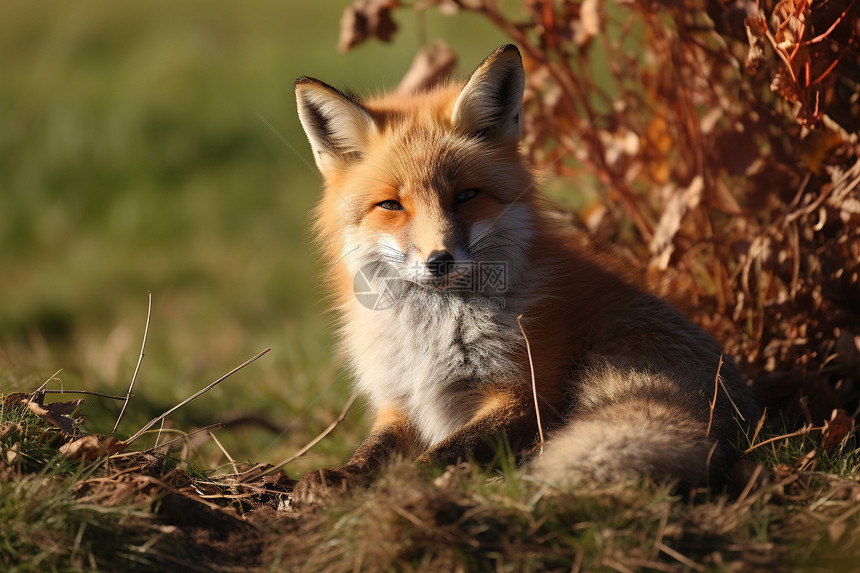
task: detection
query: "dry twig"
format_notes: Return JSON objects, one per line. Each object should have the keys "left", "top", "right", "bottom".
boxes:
{"left": 124, "top": 348, "right": 270, "bottom": 445}
{"left": 44, "top": 389, "right": 126, "bottom": 401}
{"left": 114, "top": 291, "right": 152, "bottom": 434}
{"left": 517, "top": 314, "right": 544, "bottom": 453}
{"left": 744, "top": 424, "right": 824, "bottom": 453}
{"left": 706, "top": 355, "right": 723, "bottom": 438}
{"left": 263, "top": 391, "right": 358, "bottom": 476}
{"left": 209, "top": 430, "right": 239, "bottom": 474}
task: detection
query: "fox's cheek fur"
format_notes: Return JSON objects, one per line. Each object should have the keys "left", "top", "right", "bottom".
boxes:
{"left": 375, "top": 233, "right": 407, "bottom": 264}
{"left": 338, "top": 225, "right": 403, "bottom": 278}
{"left": 349, "top": 206, "right": 534, "bottom": 289}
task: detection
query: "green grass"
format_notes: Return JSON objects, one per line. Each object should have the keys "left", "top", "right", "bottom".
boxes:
{"left": 746, "top": 425, "right": 860, "bottom": 481}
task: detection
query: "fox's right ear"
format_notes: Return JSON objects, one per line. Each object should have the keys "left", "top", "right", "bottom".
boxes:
{"left": 295, "top": 77, "right": 377, "bottom": 176}
{"left": 451, "top": 44, "right": 524, "bottom": 142}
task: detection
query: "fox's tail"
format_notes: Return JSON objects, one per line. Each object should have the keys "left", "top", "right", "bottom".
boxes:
{"left": 529, "top": 397, "right": 732, "bottom": 489}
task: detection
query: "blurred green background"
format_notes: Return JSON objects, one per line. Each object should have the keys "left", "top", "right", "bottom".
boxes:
{"left": 0, "top": 0, "right": 508, "bottom": 474}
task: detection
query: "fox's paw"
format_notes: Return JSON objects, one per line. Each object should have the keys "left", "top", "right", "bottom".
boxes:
{"left": 291, "top": 467, "right": 371, "bottom": 506}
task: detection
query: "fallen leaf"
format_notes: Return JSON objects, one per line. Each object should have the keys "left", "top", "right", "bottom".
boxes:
{"left": 26, "top": 397, "right": 83, "bottom": 436}
{"left": 5, "top": 442, "right": 19, "bottom": 464}
{"left": 821, "top": 409, "right": 854, "bottom": 452}
{"left": 60, "top": 434, "right": 127, "bottom": 461}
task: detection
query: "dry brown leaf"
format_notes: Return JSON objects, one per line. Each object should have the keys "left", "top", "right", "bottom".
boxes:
{"left": 771, "top": 0, "right": 807, "bottom": 52}
{"left": 581, "top": 202, "right": 608, "bottom": 236}
{"left": 26, "top": 397, "right": 82, "bottom": 436}
{"left": 821, "top": 409, "right": 855, "bottom": 452}
{"left": 397, "top": 39, "right": 457, "bottom": 95}
{"left": 771, "top": 71, "right": 801, "bottom": 103}
{"left": 5, "top": 442, "right": 19, "bottom": 464}
{"left": 338, "top": 0, "right": 399, "bottom": 53}
{"left": 59, "top": 434, "right": 127, "bottom": 461}
{"left": 744, "top": 16, "right": 768, "bottom": 76}
{"left": 649, "top": 176, "right": 704, "bottom": 270}
{"left": 572, "top": 0, "right": 602, "bottom": 46}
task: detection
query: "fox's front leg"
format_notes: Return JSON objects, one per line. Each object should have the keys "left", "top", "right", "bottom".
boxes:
{"left": 291, "top": 408, "right": 418, "bottom": 505}
{"left": 416, "top": 387, "right": 539, "bottom": 467}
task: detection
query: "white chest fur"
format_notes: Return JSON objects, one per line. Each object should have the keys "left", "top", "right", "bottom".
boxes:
{"left": 341, "top": 287, "right": 524, "bottom": 445}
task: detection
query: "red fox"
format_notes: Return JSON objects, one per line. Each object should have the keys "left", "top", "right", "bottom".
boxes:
{"left": 292, "top": 45, "right": 759, "bottom": 504}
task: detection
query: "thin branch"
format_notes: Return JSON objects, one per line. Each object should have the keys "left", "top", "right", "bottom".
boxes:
{"left": 517, "top": 314, "right": 544, "bottom": 453}
{"left": 744, "top": 424, "right": 823, "bottom": 453}
{"left": 155, "top": 418, "right": 166, "bottom": 449}
{"left": 136, "top": 423, "right": 224, "bottom": 454}
{"left": 44, "top": 389, "right": 127, "bottom": 401}
{"left": 263, "top": 391, "right": 358, "bottom": 477}
{"left": 804, "top": 0, "right": 855, "bottom": 45}
{"left": 718, "top": 376, "right": 746, "bottom": 422}
{"left": 763, "top": 23, "right": 800, "bottom": 87}
{"left": 114, "top": 291, "right": 152, "bottom": 434}
{"left": 209, "top": 430, "right": 239, "bottom": 474}
{"left": 479, "top": 0, "right": 654, "bottom": 242}
{"left": 123, "top": 348, "right": 270, "bottom": 445}
{"left": 808, "top": 53, "right": 844, "bottom": 87}
{"left": 32, "top": 368, "right": 63, "bottom": 397}
{"left": 705, "top": 355, "right": 723, "bottom": 438}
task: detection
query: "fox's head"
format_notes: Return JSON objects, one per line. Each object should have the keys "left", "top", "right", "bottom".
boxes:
{"left": 295, "top": 45, "right": 537, "bottom": 303}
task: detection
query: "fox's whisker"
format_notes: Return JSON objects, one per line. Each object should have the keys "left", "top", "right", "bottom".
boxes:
{"left": 468, "top": 229, "right": 525, "bottom": 250}
{"left": 470, "top": 233, "right": 530, "bottom": 259}
{"left": 377, "top": 245, "right": 407, "bottom": 263}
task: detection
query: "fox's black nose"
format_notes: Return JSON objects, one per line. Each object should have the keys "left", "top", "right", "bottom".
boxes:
{"left": 426, "top": 250, "right": 455, "bottom": 277}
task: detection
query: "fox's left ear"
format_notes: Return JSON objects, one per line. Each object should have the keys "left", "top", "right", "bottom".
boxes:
{"left": 295, "top": 77, "right": 377, "bottom": 177}
{"left": 451, "top": 44, "right": 525, "bottom": 141}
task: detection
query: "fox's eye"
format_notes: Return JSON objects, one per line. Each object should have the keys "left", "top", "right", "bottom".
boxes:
{"left": 377, "top": 200, "right": 404, "bottom": 211}
{"left": 455, "top": 189, "right": 480, "bottom": 204}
